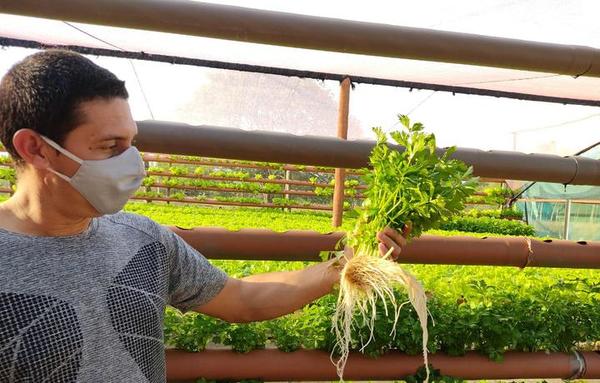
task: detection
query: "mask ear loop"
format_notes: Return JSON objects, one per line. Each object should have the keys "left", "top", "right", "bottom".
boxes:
{"left": 40, "top": 135, "right": 83, "bottom": 181}
{"left": 40, "top": 135, "right": 83, "bottom": 164}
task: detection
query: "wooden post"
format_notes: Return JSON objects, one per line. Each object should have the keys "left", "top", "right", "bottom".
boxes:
{"left": 144, "top": 158, "right": 151, "bottom": 203}
{"left": 332, "top": 77, "right": 351, "bottom": 228}
{"left": 284, "top": 169, "right": 291, "bottom": 212}
{"left": 166, "top": 161, "right": 171, "bottom": 204}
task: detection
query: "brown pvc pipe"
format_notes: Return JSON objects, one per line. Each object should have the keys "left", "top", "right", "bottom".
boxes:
{"left": 2, "top": 0, "right": 600, "bottom": 77}
{"left": 586, "top": 350, "right": 600, "bottom": 377}
{"left": 528, "top": 238, "right": 600, "bottom": 268}
{"left": 136, "top": 121, "right": 600, "bottom": 186}
{"left": 169, "top": 227, "right": 600, "bottom": 269}
{"left": 171, "top": 227, "right": 344, "bottom": 261}
{"left": 165, "top": 349, "right": 600, "bottom": 380}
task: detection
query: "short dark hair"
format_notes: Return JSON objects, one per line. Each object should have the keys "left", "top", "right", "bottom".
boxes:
{"left": 0, "top": 49, "right": 128, "bottom": 161}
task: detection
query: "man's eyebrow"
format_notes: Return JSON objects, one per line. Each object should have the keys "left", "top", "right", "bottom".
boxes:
{"left": 97, "top": 134, "right": 133, "bottom": 142}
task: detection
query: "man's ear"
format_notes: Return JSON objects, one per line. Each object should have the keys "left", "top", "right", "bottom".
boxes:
{"left": 12, "top": 129, "right": 56, "bottom": 170}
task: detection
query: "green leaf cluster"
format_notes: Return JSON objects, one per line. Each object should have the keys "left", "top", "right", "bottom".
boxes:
{"left": 0, "top": 167, "right": 16, "bottom": 184}
{"left": 349, "top": 116, "right": 477, "bottom": 252}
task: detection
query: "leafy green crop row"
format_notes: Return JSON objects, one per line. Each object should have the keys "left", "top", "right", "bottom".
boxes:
{"left": 165, "top": 260, "right": 600, "bottom": 373}
{"left": 440, "top": 216, "right": 535, "bottom": 236}
{"left": 124, "top": 201, "right": 352, "bottom": 232}
{"left": 143, "top": 176, "right": 285, "bottom": 194}
{"left": 164, "top": 154, "right": 345, "bottom": 174}
{"left": 142, "top": 174, "right": 360, "bottom": 198}
{"left": 464, "top": 207, "right": 524, "bottom": 220}
{"left": 142, "top": 163, "right": 363, "bottom": 211}
{"left": 132, "top": 193, "right": 336, "bottom": 209}
{"left": 148, "top": 165, "right": 362, "bottom": 188}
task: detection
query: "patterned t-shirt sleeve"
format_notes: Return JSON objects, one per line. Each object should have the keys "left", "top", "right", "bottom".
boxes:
{"left": 159, "top": 226, "right": 228, "bottom": 313}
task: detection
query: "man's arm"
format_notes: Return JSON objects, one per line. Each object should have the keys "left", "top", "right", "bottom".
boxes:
{"left": 195, "top": 257, "right": 342, "bottom": 323}
{"left": 194, "top": 226, "right": 409, "bottom": 323}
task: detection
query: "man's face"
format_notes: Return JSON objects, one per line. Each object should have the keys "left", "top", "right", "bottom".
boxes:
{"left": 44, "top": 98, "right": 138, "bottom": 216}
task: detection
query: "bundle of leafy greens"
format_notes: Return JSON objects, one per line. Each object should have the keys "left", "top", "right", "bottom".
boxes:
{"left": 332, "top": 115, "right": 477, "bottom": 382}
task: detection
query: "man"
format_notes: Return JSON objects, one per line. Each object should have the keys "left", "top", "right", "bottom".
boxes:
{"left": 0, "top": 50, "right": 408, "bottom": 382}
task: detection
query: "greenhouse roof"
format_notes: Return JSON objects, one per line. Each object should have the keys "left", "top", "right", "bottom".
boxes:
{"left": 1, "top": 0, "right": 600, "bottom": 106}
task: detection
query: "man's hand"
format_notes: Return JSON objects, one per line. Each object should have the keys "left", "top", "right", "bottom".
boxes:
{"left": 342, "top": 223, "right": 411, "bottom": 263}
{"left": 376, "top": 223, "right": 412, "bottom": 260}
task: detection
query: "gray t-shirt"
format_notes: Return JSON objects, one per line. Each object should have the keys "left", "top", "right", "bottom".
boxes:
{"left": 0, "top": 212, "right": 228, "bottom": 383}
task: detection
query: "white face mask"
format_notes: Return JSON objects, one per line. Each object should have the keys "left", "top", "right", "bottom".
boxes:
{"left": 41, "top": 135, "right": 146, "bottom": 215}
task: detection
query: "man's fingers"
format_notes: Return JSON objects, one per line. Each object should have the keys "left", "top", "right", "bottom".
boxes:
{"left": 402, "top": 222, "right": 412, "bottom": 237}
{"left": 343, "top": 245, "right": 354, "bottom": 259}
{"left": 378, "top": 233, "right": 402, "bottom": 259}
{"left": 382, "top": 226, "right": 407, "bottom": 247}
{"left": 378, "top": 242, "right": 388, "bottom": 257}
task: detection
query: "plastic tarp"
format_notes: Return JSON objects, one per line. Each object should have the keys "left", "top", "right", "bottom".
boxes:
{"left": 517, "top": 143, "right": 600, "bottom": 241}
{"left": 1, "top": 0, "right": 600, "bottom": 104}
